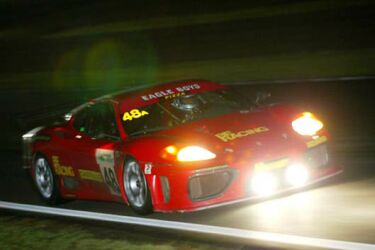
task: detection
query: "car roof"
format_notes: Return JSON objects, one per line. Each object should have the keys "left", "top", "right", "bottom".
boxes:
{"left": 102, "top": 80, "right": 224, "bottom": 110}
{"left": 66, "top": 80, "right": 224, "bottom": 120}
{"left": 106, "top": 80, "right": 221, "bottom": 101}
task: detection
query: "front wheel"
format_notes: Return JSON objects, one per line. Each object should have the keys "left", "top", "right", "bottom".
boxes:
{"left": 123, "top": 158, "right": 153, "bottom": 214}
{"left": 33, "top": 155, "right": 61, "bottom": 204}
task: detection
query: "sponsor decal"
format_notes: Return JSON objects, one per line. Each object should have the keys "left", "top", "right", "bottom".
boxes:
{"left": 122, "top": 109, "right": 149, "bottom": 122}
{"left": 215, "top": 126, "right": 270, "bottom": 142}
{"left": 96, "top": 149, "right": 121, "bottom": 196}
{"left": 164, "top": 92, "right": 186, "bottom": 100}
{"left": 141, "top": 83, "right": 201, "bottom": 101}
{"left": 254, "top": 158, "right": 289, "bottom": 171}
{"left": 79, "top": 169, "right": 103, "bottom": 182}
{"left": 306, "top": 136, "right": 327, "bottom": 148}
{"left": 144, "top": 163, "right": 153, "bottom": 175}
{"left": 52, "top": 156, "right": 75, "bottom": 176}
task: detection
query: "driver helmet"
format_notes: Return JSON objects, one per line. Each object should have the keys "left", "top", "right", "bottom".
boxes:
{"left": 171, "top": 94, "right": 200, "bottom": 111}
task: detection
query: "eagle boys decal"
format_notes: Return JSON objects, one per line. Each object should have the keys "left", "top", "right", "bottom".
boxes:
{"left": 96, "top": 149, "right": 121, "bottom": 195}
{"left": 141, "top": 83, "right": 201, "bottom": 101}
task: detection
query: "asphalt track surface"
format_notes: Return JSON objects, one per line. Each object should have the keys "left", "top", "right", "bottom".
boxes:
{"left": 1, "top": 78, "right": 375, "bottom": 248}
{"left": 1, "top": 137, "right": 375, "bottom": 247}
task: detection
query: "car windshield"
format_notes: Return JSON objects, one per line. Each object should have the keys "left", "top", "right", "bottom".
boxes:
{"left": 122, "top": 88, "right": 251, "bottom": 136}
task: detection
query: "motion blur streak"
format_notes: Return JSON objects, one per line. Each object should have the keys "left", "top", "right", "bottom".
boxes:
{"left": 1, "top": 201, "right": 374, "bottom": 250}
{"left": 230, "top": 76, "right": 375, "bottom": 85}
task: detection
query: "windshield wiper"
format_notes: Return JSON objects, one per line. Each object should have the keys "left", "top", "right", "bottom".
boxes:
{"left": 156, "top": 102, "right": 182, "bottom": 124}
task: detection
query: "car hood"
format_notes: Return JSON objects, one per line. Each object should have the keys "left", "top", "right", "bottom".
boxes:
{"left": 154, "top": 105, "right": 301, "bottom": 154}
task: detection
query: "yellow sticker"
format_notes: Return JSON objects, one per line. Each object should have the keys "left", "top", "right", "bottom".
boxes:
{"left": 215, "top": 126, "right": 270, "bottom": 142}
{"left": 164, "top": 92, "right": 186, "bottom": 100}
{"left": 254, "top": 158, "right": 289, "bottom": 171}
{"left": 52, "top": 156, "right": 75, "bottom": 176}
{"left": 79, "top": 169, "right": 103, "bottom": 182}
{"left": 122, "top": 109, "right": 149, "bottom": 121}
{"left": 306, "top": 136, "right": 327, "bottom": 148}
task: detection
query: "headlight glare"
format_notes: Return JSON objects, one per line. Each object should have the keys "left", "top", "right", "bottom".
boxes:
{"left": 251, "top": 172, "right": 278, "bottom": 196}
{"left": 285, "top": 164, "right": 309, "bottom": 187}
{"left": 292, "top": 112, "right": 323, "bottom": 136}
{"left": 173, "top": 146, "right": 216, "bottom": 162}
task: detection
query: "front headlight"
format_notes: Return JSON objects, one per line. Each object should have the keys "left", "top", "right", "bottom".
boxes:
{"left": 163, "top": 145, "right": 216, "bottom": 162}
{"left": 292, "top": 112, "right": 323, "bottom": 136}
{"left": 285, "top": 163, "right": 309, "bottom": 187}
{"left": 177, "top": 146, "right": 216, "bottom": 162}
{"left": 251, "top": 172, "right": 279, "bottom": 196}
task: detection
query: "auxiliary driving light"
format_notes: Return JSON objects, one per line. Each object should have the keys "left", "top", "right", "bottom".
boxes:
{"left": 251, "top": 172, "right": 279, "bottom": 197}
{"left": 285, "top": 164, "right": 309, "bottom": 187}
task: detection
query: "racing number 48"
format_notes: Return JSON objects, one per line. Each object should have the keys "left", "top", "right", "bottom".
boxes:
{"left": 123, "top": 109, "right": 149, "bottom": 121}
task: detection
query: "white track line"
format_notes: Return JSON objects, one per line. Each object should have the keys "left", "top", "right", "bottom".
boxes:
{"left": 1, "top": 201, "right": 374, "bottom": 250}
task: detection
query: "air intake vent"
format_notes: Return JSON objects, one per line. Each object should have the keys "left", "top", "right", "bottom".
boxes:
{"left": 188, "top": 168, "right": 236, "bottom": 201}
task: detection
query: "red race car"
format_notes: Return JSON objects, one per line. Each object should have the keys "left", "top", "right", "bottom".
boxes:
{"left": 22, "top": 80, "right": 342, "bottom": 214}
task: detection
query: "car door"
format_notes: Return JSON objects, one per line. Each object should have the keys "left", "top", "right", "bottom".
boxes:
{"left": 67, "top": 101, "right": 123, "bottom": 201}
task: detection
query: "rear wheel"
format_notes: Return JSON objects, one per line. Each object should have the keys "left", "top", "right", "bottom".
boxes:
{"left": 123, "top": 158, "right": 152, "bottom": 214}
{"left": 33, "top": 155, "right": 61, "bottom": 204}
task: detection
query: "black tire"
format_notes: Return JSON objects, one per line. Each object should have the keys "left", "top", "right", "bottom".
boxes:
{"left": 32, "top": 155, "right": 62, "bottom": 204}
{"left": 123, "top": 158, "right": 153, "bottom": 214}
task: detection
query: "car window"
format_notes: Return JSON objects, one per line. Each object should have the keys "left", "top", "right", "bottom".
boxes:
{"left": 73, "top": 105, "right": 90, "bottom": 133}
{"left": 123, "top": 103, "right": 177, "bottom": 136}
{"left": 122, "top": 89, "right": 251, "bottom": 136}
{"left": 73, "top": 102, "right": 120, "bottom": 140}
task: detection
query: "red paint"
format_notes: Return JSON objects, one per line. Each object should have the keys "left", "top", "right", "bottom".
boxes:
{"left": 28, "top": 80, "right": 342, "bottom": 212}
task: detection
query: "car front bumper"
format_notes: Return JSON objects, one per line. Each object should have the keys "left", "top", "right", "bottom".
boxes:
{"left": 147, "top": 142, "right": 342, "bottom": 212}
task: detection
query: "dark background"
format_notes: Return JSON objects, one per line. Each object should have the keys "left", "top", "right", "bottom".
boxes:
{"left": 0, "top": 0, "right": 374, "bottom": 182}
{"left": 1, "top": 1, "right": 375, "bottom": 248}
{"left": 1, "top": 0, "right": 375, "bottom": 150}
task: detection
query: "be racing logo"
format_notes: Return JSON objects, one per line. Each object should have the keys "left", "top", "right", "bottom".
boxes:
{"left": 215, "top": 126, "right": 270, "bottom": 142}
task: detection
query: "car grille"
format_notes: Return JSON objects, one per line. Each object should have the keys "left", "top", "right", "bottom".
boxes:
{"left": 188, "top": 167, "right": 236, "bottom": 202}
{"left": 304, "top": 144, "right": 329, "bottom": 168}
